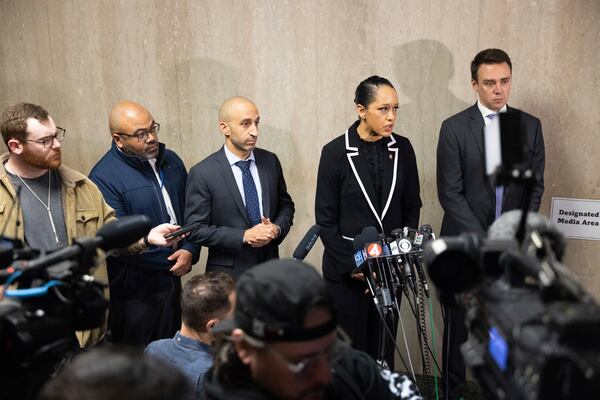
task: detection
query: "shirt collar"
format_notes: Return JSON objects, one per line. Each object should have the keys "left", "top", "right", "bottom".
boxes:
{"left": 174, "top": 331, "right": 212, "bottom": 351}
{"left": 477, "top": 99, "right": 507, "bottom": 119}
{"left": 223, "top": 144, "right": 255, "bottom": 166}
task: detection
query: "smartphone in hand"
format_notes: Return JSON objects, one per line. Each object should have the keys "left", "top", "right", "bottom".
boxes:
{"left": 163, "top": 223, "right": 199, "bottom": 239}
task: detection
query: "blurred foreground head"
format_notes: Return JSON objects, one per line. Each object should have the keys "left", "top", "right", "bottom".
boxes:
{"left": 39, "top": 346, "right": 190, "bottom": 400}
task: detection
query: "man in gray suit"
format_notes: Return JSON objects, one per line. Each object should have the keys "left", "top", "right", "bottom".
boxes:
{"left": 436, "top": 48, "right": 545, "bottom": 399}
{"left": 184, "top": 96, "right": 294, "bottom": 278}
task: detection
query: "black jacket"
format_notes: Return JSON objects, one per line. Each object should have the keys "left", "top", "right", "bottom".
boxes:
{"left": 437, "top": 104, "right": 545, "bottom": 236}
{"left": 185, "top": 146, "right": 294, "bottom": 276}
{"left": 200, "top": 347, "right": 422, "bottom": 400}
{"left": 315, "top": 121, "right": 422, "bottom": 282}
{"left": 90, "top": 142, "right": 200, "bottom": 300}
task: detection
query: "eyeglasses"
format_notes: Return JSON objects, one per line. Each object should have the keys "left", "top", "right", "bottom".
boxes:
{"left": 263, "top": 329, "right": 351, "bottom": 376}
{"left": 26, "top": 127, "right": 66, "bottom": 148}
{"left": 117, "top": 122, "right": 160, "bottom": 142}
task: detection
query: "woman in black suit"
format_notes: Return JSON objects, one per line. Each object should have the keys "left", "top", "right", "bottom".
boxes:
{"left": 315, "top": 75, "right": 422, "bottom": 367}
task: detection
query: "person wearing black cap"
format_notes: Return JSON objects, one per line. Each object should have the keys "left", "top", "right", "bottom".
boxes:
{"left": 201, "top": 259, "right": 422, "bottom": 400}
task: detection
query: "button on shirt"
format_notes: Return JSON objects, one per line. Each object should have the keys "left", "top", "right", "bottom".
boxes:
{"left": 223, "top": 145, "right": 264, "bottom": 216}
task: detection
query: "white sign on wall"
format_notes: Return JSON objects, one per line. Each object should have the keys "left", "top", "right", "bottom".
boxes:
{"left": 550, "top": 197, "right": 600, "bottom": 240}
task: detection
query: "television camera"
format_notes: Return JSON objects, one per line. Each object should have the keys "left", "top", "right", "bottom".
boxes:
{"left": 423, "top": 110, "right": 600, "bottom": 399}
{"left": 0, "top": 215, "right": 151, "bottom": 399}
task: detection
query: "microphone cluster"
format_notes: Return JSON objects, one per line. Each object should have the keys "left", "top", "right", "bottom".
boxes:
{"left": 352, "top": 225, "right": 435, "bottom": 310}
{"left": 353, "top": 225, "right": 434, "bottom": 271}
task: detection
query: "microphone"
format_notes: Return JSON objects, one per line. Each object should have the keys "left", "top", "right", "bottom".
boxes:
{"left": 488, "top": 210, "right": 565, "bottom": 261}
{"left": 419, "top": 224, "right": 435, "bottom": 241}
{"left": 362, "top": 226, "right": 383, "bottom": 258}
{"left": 97, "top": 215, "right": 152, "bottom": 251}
{"left": 352, "top": 234, "right": 367, "bottom": 272}
{"left": 378, "top": 233, "right": 391, "bottom": 256}
{"left": 13, "top": 215, "right": 151, "bottom": 275}
{"left": 292, "top": 225, "right": 321, "bottom": 260}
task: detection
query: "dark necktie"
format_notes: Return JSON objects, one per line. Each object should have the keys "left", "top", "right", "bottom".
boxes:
{"left": 487, "top": 113, "right": 504, "bottom": 219}
{"left": 235, "top": 160, "right": 261, "bottom": 226}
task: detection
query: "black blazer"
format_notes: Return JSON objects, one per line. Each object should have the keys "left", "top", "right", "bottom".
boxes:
{"left": 436, "top": 103, "right": 545, "bottom": 236}
{"left": 315, "top": 121, "right": 422, "bottom": 282}
{"left": 184, "top": 146, "right": 294, "bottom": 275}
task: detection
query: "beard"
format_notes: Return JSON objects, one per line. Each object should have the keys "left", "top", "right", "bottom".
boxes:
{"left": 20, "top": 148, "right": 62, "bottom": 170}
{"left": 122, "top": 141, "right": 159, "bottom": 160}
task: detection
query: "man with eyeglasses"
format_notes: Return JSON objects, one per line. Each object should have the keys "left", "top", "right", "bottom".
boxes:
{"left": 202, "top": 258, "right": 422, "bottom": 400}
{"left": 89, "top": 100, "right": 200, "bottom": 346}
{"left": 0, "top": 102, "right": 182, "bottom": 345}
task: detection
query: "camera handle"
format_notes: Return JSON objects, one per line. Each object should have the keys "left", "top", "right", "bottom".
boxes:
{"left": 494, "top": 166, "right": 535, "bottom": 246}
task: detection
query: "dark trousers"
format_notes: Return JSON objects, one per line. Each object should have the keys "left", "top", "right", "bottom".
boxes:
{"left": 206, "top": 247, "right": 272, "bottom": 280}
{"left": 442, "top": 306, "right": 467, "bottom": 400}
{"left": 107, "top": 284, "right": 181, "bottom": 347}
{"left": 325, "top": 278, "right": 397, "bottom": 369}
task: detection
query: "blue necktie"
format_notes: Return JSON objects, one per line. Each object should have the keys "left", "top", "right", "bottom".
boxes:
{"left": 487, "top": 113, "right": 504, "bottom": 219}
{"left": 235, "top": 160, "right": 261, "bottom": 226}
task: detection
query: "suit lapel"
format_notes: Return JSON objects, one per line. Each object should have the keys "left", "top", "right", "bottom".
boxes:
{"left": 381, "top": 135, "right": 399, "bottom": 221}
{"left": 255, "top": 151, "right": 271, "bottom": 218}
{"left": 345, "top": 127, "right": 384, "bottom": 231}
{"left": 215, "top": 148, "right": 251, "bottom": 225}
{"left": 467, "top": 104, "right": 495, "bottom": 193}
{"left": 468, "top": 104, "right": 485, "bottom": 160}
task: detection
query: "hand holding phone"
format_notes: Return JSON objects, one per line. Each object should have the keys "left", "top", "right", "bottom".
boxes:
{"left": 163, "top": 223, "right": 198, "bottom": 239}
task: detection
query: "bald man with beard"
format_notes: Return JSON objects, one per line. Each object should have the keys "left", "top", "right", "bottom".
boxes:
{"left": 184, "top": 96, "right": 294, "bottom": 278}
{"left": 90, "top": 101, "right": 200, "bottom": 346}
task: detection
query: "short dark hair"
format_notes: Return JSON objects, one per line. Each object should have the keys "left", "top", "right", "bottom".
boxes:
{"left": 38, "top": 346, "right": 189, "bottom": 400}
{"left": 354, "top": 75, "right": 395, "bottom": 107}
{"left": 471, "top": 48, "right": 512, "bottom": 81}
{"left": 0, "top": 103, "right": 50, "bottom": 146}
{"left": 181, "top": 272, "right": 235, "bottom": 333}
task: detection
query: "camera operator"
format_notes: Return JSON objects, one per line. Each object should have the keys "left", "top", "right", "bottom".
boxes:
{"left": 202, "top": 258, "right": 422, "bottom": 400}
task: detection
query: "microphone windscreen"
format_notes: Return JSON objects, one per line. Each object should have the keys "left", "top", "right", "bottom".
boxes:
{"left": 361, "top": 226, "right": 380, "bottom": 243}
{"left": 353, "top": 233, "right": 365, "bottom": 251}
{"left": 97, "top": 215, "right": 152, "bottom": 251}
{"left": 292, "top": 225, "right": 321, "bottom": 260}
{"left": 488, "top": 210, "right": 565, "bottom": 260}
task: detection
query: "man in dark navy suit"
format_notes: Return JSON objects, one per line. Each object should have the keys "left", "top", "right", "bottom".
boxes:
{"left": 185, "top": 96, "right": 294, "bottom": 278}
{"left": 436, "top": 48, "right": 545, "bottom": 399}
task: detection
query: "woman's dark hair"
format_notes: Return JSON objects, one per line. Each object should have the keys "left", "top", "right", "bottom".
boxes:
{"left": 354, "top": 75, "right": 395, "bottom": 107}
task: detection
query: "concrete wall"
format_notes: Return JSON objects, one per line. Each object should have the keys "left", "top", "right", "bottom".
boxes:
{"left": 2, "top": 0, "right": 599, "bottom": 374}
